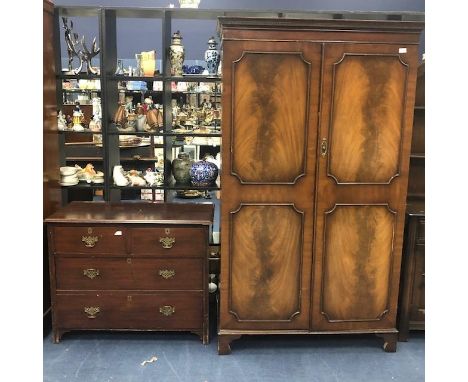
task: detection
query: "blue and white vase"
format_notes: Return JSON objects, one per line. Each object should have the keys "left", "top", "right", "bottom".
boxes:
{"left": 204, "top": 37, "right": 220, "bottom": 76}
{"left": 190, "top": 160, "right": 218, "bottom": 187}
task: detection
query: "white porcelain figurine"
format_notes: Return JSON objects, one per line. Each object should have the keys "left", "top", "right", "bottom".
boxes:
{"left": 113, "top": 165, "right": 129, "bottom": 186}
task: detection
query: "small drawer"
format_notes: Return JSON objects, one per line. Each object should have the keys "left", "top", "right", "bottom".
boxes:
{"left": 416, "top": 218, "right": 425, "bottom": 244}
{"left": 52, "top": 226, "right": 127, "bottom": 255}
{"left": 131, "top": 227, "right": 206, "bottom": 257}
{"left": 55, "top": 292, "right": 203, "bottom": 330}
{"left": 55, "top": 258, "right": 204, "bottom": 291}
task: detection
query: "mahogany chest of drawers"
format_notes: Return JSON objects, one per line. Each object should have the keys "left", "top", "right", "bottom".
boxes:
{"left": 45, "top": 202, "right": 214, "bottom": 344}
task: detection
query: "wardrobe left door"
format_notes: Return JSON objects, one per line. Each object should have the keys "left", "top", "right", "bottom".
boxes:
{"left": 219, "top": 40, "right": 321, "bottom": 331}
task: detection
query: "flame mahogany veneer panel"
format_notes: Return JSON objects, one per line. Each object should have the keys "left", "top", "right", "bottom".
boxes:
{"left": 329, "top": 55, "right": 407, "bottom": 184}
{"left": 230, "top": 205, "right": 303, "bottom": 321}
{"left": 322, "top": 205, "right": 395, "bottom": 321}
{"left": 232, "top": 52, "right": 308, "bottom": 184}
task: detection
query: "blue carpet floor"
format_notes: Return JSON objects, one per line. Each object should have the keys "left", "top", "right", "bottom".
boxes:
{"left": 43, "top": 330, "right": 424, "bottom": 382}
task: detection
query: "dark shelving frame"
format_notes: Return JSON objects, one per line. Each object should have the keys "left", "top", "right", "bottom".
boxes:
{"left": 53, "top": 6, "right": 229, "bottom": 204}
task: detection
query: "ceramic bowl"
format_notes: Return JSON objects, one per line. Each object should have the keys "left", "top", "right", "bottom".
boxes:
{"left": 60, "top": 175, "right": 79, "bottom": 185}
{"left": 60, "top": 166, "right": 78, "bottom": 176}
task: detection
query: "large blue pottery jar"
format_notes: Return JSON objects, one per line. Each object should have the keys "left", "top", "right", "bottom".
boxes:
{"left": 190, "top": 160, "right": 218, "bottom": 187}
{"left": 204, "top": 36, "right": 220, "bottom": 76}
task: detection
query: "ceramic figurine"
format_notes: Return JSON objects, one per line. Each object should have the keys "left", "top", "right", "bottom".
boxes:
{"left": 170, "top": 31, "right": 185, "bottom": 76}
{"left": 205, "top": 36, "right": 220, "bottom": 76}
{"left": 146, "top": 108, "right": 159, "bottom": 130}
{"left": 143, "top": 168, "right": 157, "bottom": 186}
{"left": 128, "top": 170, "right": 147, "bottom": 186}
{"left": 89, "top": 114, "right": 101, "bottom": 132}
{"left": 125, "top": 113, "right": 137, "bottom": 132}
{"left": 80, "top": 163, "right": 97, "bottom": 183}
{"left": 172, "top": 152, "right": 194, "bottom": 185}
{"left": 114, "top": 103, "right": 127, "bottom": 127}
{"left": 57, "top": 110, "right": 67, "bottom": 131}
{"left": 136, "top": 106, "right": 147, "bottom": 132}
{"left": 113, "top": 165, "right": 129, "bottom": 186}
{"left": 190, "top": 159, "right": 218, "bottom": 187}
{"left": 72, "top": 110, "right": 84, "bottom": 132}
{"left": 92, "top": 97, "right": 101, "bottom": 119}
{"left": 125, "top": 96, "right": 134, "bottom": 114}
{"left": 143, "top": 97, "right": 154, "bottom": 113}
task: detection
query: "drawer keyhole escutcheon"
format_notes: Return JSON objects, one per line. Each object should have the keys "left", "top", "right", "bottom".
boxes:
{"left": 82, "top": 235, "right": 99, "bottom": 248}
{"left": 159, "top": 305, "right": 175, "bottom": 316}
{"left": 159, "top": 236, "right": 175, "bottom": 249}
{"left": 83, "top": 268, "right": 100, "bottom": 279}
{"left": 320, "top": 138, "right": 328, "bottom": 157}
{"left": 84, "top": 306, "right": 100, "bottom": 319}
{"left": 159, "top": 269, "right": 175, "bottom": 279}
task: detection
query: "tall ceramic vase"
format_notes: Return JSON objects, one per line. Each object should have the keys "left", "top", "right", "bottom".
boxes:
{"left": 204, "top": 36, "right": 220, "bottom": 76}
{"left": 170, "top": 31, "right": 185, "bottom": 76}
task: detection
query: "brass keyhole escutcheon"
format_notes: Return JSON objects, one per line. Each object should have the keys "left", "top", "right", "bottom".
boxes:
{"left": 159, "top": 236, "right": 175, "bottom": 249}
{"left": 159, "top": 305, "right": 175, "bottom": 316}
{"left": 83, "top": 268, "right": 100, "bottom": 279}
{"left": 82, "top": 235, "right": 99, "bottom": 248}
{"left": 84, "top": 306, "right": 100, "bottom": 319}
{"left": 159, "top": 269, "right": 176, "bottom": 279}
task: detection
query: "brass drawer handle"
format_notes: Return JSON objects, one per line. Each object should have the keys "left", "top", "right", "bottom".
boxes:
{"left": 159, "top": 305, "right": 175, "bottom": 316}
{"left": 320, "top": 138, "right": 328, "bottom": 157}
{"left": 159, "top": 236, "right": 175, "bottom": 249}
{"left": 82, "top": 235, "right": 99, "bottom": 248}
{"left": 159, "top": 269, "right": 176, "bottom": 279}
{"left": 84, "top": 306, "right": 100, "bottom": 319}
{"left": 83, "top": 268, "right": 100, "bottom": 279}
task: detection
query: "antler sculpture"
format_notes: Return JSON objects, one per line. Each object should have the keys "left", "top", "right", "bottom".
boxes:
{"left": 80, "top": 36, "right": 100, "bottom": 75}
{"left": 62, "top": 17, "right": 82, "bottom": 73}
{"left": 62, "top": 17, "right": 100, "bottom": 75}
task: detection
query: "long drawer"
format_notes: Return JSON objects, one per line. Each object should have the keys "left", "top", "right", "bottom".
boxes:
{"left": 55, "top": 292, "right": 203, "bottom": 330}
{"left": 55, "top": 257, "right": 204, "bottom": 290}
{"left": 131, "top": 227, "right": 206, "bottom": 257}
{"left": 52, "top": 226, "right": 127, "bottom": 255}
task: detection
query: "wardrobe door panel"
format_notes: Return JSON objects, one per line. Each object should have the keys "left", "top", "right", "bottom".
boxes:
{"left": 311, "top": 43, "right": 419, "bottom": 331}
{"left": 230, "top": 205, "right": 303, "bottom": 321}
{"left": 232, "top": 52, "right": 308, "bottom": 184}
{"left": 322, "top": 205, "right": 395, "bottom": 322}
{"left": 220, "top": 40, "right": 321, "bottom": 331}
{"left": 328, "top": 54, "right": 407, "bottom": 184}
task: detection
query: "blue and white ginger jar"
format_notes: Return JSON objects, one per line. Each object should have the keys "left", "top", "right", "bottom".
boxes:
{"left": 190, "top": 160, "right": 218, "bottom": 187}
{"left": 204, "top": 37, "right": 220, "bottom": 76}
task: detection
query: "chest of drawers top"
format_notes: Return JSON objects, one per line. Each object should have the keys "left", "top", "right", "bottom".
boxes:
{"left": 45, "top": 201, "right": 214, "bottom": 226}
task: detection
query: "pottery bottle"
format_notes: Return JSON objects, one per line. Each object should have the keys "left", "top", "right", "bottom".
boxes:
{"left": 172, "top": 152, "right": 193, "bottom": 185}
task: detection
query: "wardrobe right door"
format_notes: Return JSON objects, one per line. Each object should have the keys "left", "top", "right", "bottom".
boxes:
{"left": 311, "top": 43, "right": 419, "bottom": 331}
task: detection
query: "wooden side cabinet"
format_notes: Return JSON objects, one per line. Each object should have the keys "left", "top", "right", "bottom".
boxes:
{"left": 45, "top": 202, "right": 213, "bottom": 344}
{"left": 398, "top": 202, "right": 425, "bottom": 341}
